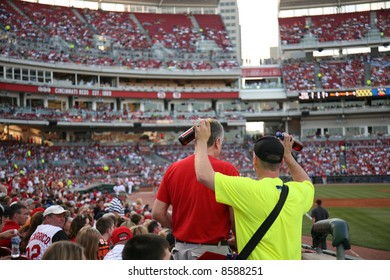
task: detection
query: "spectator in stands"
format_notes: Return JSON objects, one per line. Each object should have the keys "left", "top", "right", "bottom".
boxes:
{"left": 0, "top": 202, "right": 29, "bottom": 248}
{"left": 42, "top": 240, "right": 86, "bottom": 260}
{"left": 93, "top": 199, "right": 106, "bottom": 220}
{"left": 158, "top": 228, "right": 175, "bottom": 252}
{"left": 108, "top": 191, "right": 128, "bottom": 218}
{"left": 75, "top": 225, "right": 101, "bottom": 260}
{"left": 67, "top": 214, "right": 91, "bottom": 241}
{"left": 96, "top": 216, "right": 115, "bottom": 260}
{"left": 130, "top": 213, "right": 143, "bottom": 225}
{"left": 26, "top": 205, "right": 69, "bottom": 260}
{"left": 311, "top": 199, "right": 329, "bottom": 251}
{"left": 103, "top": 212, "right": 118, "bottom": 228}
{"left": 130, "top": 225, "right": 148, "bottom": 236}
{"left": 147, "top": 220, "right": 162, "bottom": 235}
{"left": 104, "top": 226, "right": 133, "bottom": 260}
{"left": 194, "top": 123, "right": 314, "bottom": 260}
{"left": 0, "top": 204, "right": 19, "bottom": 240}
{"left": 152, "top": 119, "right": 239, "bottom": 260}
{"left": 133, "top": 198, "right": 144, "bottom": 214}
{"left": 19, "top": 211, "right": 44, "bottom": 254}
{"left": 122, "top": 233, "right": 171, "bottom": 260}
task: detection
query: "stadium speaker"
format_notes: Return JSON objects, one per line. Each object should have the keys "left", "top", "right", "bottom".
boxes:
{"left": 302, "top": 111, "right": 310, "bottom": 116}
{"left": 134, "top": 123, "right": 142, "bottom": 128}
{"left": 48, "top": 120, "right": 57, "bottom": 126}
{"left": 317, "top": 48, "right": 324, "bottom": 52}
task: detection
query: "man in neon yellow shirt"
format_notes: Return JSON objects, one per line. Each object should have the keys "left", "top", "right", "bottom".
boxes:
{"left": 194, "top": 119, "right": 314, "bottom": 260}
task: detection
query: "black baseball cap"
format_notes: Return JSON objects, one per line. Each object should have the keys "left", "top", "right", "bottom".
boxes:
{"left": 254, "top": 136, "right": 284, "bottom": 163}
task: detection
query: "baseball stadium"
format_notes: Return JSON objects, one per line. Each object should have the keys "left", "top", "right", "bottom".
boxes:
{"left": 0, "top": 0, "right": 389, "bottom": 261}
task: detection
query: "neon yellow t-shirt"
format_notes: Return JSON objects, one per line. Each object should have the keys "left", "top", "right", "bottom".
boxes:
{"left": 215, "top": 174, "right": 314, "bottom": 260}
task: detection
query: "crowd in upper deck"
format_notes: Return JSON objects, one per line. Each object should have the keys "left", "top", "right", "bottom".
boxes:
{"left": 0, "top": 0, "right": 238, "bottom": 70}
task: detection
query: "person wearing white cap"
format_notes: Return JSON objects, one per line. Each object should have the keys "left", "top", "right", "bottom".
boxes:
{"left": 25, "top": 205, "right": 70, "bottom": 260}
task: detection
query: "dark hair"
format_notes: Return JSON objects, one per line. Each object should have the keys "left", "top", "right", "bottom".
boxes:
{"left": 20, "top": 212, "right": 44, "bottom": 253}
{"left": 95, "top": 216, "right": 114, "bottom": 235}
{"left": 68, "top": 214, "right": 90, "bottom": 240}
{"left": 10, "top": 203, "right": 28, "bottom": 219}
{"left": 147, "top": 220, "right": 160, "bottom": 234}
{"left": 130, "top": 213, "right": 142, "bottom": 225}
{"left": 316, "top": 199, "right": 322, "bottom": 205}
{"left": 122, "top": 234, "right": 169, "bottom": 260}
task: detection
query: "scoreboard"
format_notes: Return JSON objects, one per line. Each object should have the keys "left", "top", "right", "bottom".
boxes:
{"left": 299, "top": 88, "right": 389, "bottom": 100}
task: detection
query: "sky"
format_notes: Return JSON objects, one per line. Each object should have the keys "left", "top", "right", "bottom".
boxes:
{"left": 237, "top": 0, "right": 280, "bottom": 66}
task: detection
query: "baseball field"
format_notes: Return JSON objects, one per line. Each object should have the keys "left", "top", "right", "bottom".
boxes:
{"left": 301, "top": 183, "right": 390, "bottom": 251}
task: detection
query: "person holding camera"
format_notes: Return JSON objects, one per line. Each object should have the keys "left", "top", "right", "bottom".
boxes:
{"left": 194, "top": 119, "right": 314, "bottom": 260}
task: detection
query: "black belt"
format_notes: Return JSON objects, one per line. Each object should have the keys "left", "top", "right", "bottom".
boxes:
{"left": 176, "top": 239, "right": 229, "bottom": 246}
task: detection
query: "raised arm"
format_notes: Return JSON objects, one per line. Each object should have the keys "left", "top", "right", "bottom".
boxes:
{"left": 279, "top": 133, "right": 311, "bottom": 182}
{"left": 194, "top": 119, "right": 216, "bottom": 191}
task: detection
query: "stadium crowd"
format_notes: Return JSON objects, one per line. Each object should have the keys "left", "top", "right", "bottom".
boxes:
{"left": 0, "top": 0, "right": 239, "bottom": 70}
{"left": 281, "top": 53, "right": 390, "bottom": 92}
{"left": 0, "top": 136, "right": 388, "bottom": 260}
{"left": 0, "top": 137, "right": 388, "bottom": 192}
{"left": 278, "top": 10, "right": 388, "bottom": 45}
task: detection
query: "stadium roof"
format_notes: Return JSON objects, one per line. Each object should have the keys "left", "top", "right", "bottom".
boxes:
{"left": 94, "top": 0, "right": 220, "bottom": 7}
{"left": 279, "top": 0, "right": 385, "bottom": 10}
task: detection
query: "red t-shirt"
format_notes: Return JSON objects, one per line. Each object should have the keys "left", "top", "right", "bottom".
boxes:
{"left": 156, "top": 154, "right": 239, "bottom": 244}
{"left": 0, "top": 220, "right": 19, "bottom": 248}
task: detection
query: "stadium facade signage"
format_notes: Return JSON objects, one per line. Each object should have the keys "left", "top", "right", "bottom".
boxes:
{"left": 299, "top": 88, "right": 390, "bottom": 100}
{"left": 241, "top": 67, "right": 282, "bottom": 77}
{"left": 0, "top": 82, "right": 239, "bottom": 99}
{"left": 157, "top": 91, "right": 166, "bottom": 98}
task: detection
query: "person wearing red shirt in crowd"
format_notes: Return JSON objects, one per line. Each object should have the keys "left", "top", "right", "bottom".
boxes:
{"left": 0, "top": 178, "right": 12, "bottom": 196}
{"left": 152, "top": 119, "right": 239, "bottom": 260}
{"left": 0, "top": 202, "right": 29, "bottom": 248}
{"left": 19, "top": 173, "right": 28, "bottom": 190}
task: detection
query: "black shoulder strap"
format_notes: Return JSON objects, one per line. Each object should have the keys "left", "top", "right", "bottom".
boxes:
{"left": 236, "top": 184, "right": 289, "bottom": 260}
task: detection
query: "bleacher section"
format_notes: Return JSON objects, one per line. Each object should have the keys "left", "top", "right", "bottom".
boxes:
{"left": 281, "top": 53, "right": 390, "bottom": 92}
{"left": 0, "top": 0, "right": 238, "bottom": 70}
{"left": 279, "top": 10, "right": 387, "bottom": 46}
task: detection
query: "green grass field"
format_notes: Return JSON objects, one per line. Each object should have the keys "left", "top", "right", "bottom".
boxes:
{"left": 301, "top": 183, "right": 390, "bottom": 251}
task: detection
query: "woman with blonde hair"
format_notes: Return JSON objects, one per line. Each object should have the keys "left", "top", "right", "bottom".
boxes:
{"left": 75, "top": 225, "right": 101, "bottom": 260}
{"left": 134, "top": 198, "right": 143, "bottom": 213}
{"left": 130, "top": 225, "right": 148, "bottom": 236}
{"left": 42, "top": 240, "right": 86, "bottom": 260}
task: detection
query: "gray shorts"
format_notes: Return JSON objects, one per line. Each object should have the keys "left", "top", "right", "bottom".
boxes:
{"left": 172, "top": 241, "right": 231, "bottom": 260}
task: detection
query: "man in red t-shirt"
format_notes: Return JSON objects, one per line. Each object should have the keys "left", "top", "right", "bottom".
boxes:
{"left": 0, "top": 203, "right": 29, "bottom": 248}
{"left": 152, "top": 119, "right": 239, "bottom": 260}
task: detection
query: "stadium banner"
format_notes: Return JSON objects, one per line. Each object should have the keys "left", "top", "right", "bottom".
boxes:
{"left": 299, "top": 88, "right": 389, "bottom": 100}
{"left": 241, "top": 67, "right": 282, "bottom": 77}
{"left": 0, "top": 82, "right": 239, "bottom": 99}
